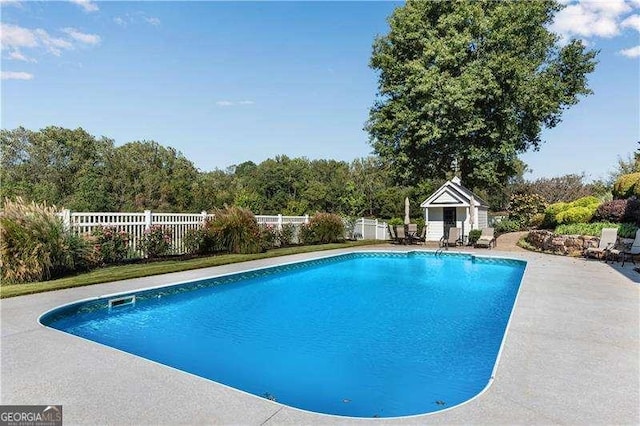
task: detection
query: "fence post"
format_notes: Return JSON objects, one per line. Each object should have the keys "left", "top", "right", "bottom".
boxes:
{"left": 278, "top": 214, "right": 283, "bottom": 230}
{"left": 374, "top": 219, "right": 379, "bottom": 240}
{"left": 201, "top": 211, "right": 207, "bottom": 224}
{"left": 361, "top": 218, "right": 365, "bottom": 240}
{"left": 144, "top": 210, "right": 152, "bottom": 230}
{"left": 61, "top": 209, "right": 71, "bottom": 231}
{"left": 304, "top": 214, "right": 309, "bottom": 224}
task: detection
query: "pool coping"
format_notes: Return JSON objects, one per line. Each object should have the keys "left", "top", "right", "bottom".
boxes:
{"left": 2, "top": 246, "right": 639, "bottom": 425}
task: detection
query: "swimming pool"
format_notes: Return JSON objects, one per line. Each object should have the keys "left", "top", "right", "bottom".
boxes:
{"left": 41, "top": 251, "right": 526, "bottom": 418}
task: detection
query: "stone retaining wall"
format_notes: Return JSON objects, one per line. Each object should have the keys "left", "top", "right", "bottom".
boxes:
{"left": 525, "top": 230, "right": 600, "bottom": 256}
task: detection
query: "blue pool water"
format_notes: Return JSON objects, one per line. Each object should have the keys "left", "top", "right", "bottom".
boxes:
{"left": 41, "top": 252, "right": 525, "bottom": 418}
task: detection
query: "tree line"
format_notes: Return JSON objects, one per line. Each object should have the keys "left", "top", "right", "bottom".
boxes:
{"left": 0, "top": 126, "right": 439, "bottom": 218}
{"left": 1, "top": 126, "right": 610, "bottom": 219}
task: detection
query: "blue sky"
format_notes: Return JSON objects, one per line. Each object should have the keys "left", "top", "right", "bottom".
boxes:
{"left": 1, "top": 1, "right": 639, "bottom": 183}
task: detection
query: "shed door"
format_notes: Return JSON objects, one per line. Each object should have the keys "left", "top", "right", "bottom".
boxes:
{"left": 443, "top": 207, "right": 457, "bottom": 229}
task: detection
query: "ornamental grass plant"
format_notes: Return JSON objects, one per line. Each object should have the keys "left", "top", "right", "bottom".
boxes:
{"left": 0, "top": 197, "right": 92, "bottom": 283}
{"left": 206, "top": 206, "right": 262, "bottom": 254}
{"left": 300, "top": 212, "right": 345, "bottom": 244}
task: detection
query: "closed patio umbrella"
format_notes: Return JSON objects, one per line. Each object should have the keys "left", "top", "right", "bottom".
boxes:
{"left": 469, "top": 195, "right": 475, "bottom": 230}
{"left": 404, "top": 197, "right": 411, "bottom": 225}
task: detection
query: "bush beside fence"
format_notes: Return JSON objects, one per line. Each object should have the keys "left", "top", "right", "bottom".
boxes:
{"left": 56, "top": 209, "right": 389, "bottom": 259}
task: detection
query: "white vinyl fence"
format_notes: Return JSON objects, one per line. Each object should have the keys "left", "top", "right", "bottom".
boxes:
{"left": 58, "top": 210, "right": 388, "bottom": 258}
{"left": 353, "top": 218, "right": 390, "bottom": 241}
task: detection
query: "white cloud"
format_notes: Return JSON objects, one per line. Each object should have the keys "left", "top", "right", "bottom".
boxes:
{"left": 552, "top": 3, "right": 620, "bottom": 38}
{"left": 621, "top": 14, "right": 640, "bottom": 31}
{"left": 1, "top": 23, "right": 100, "bottom": 60}
{"left": 582, "top": 0, "right": 631, "bottom": 17}
{"left": 62, "top": 27, "right": 101, "bottom": 45}
{"left": 7, "top": 49, "right": 36, "bottom": 62}
{"left": 1, "top": 23, "right": 38, "bottom": 49}
{"left": 0, "top": 0, "right": 22, "bottom": 6}
{"left": 114, "top": 13, "right": 161, "bottom": 27}
{"left": 34, "top": 29, "right": 73, "bottom": 56}
{"left": 216, "top": 100, "right": 255, "bottom": 107}
{"left": 550, "top": 0, "right": 638, "bottom": 41}
{"left": 144, "top": 17, "right": 161, "bottom": 26}
{"left": 1, "top": 71, "right": 33, "bottom": 80}
{"left": 69, "top": 0, "right": 98, "bottom": 13}
{"left": 620, "top": 45, "right": 640, "bottom": 57}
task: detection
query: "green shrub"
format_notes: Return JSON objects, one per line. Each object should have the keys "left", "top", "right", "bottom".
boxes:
{"left": 543, "top": 196, "right": 600, "bottom": 226}
{"left": 140, "top": 225, "right": 172, "bottom": 258}
{"left": 387, "top": 217, "right": 403, "bottom": 226}
{"left": 542, "top": 202, "right": 567, "bottom": 228}
{"left": 556, "top": 206, "right": 595, "bottom": 224}
{"left": 529, "top": 213, "right": 545, "bottom": 228}
{"left": 91, "top": 226, "right": 130, "bottom": 264}
{"left": 570, "top": 196, "right": 600, "bottom": 208}
{"left": 279, "top": 223, "right": 296, "bottom": 246}
{"left": 494, "top": 218, "right": 522, "bottom": 233}
{"left": 0, "top": 197, "right": 92, "bottom": 283}
{"left": 546, "top": 202, "right": 568, "bottom": 215}
{"left": 300, "top": 213, "right": 345, "bottom": 244}
{"left": 207, "top": 206, "right": 262, "bottom": 254}
{"left": 508, "top": 192, "right": 546, "bottom": 226}
{"left": 618, "top": 222, "right": 639, "bottom": 238}
{"left": 66, "top": 232, "right": 98, "bottom": 272}
{"left": 299, "top": 223, "right": 315, "bottom": 245}
{"left": 184, "top": 227, "right": 216, "bottom": 255}
{"left": 555, "top": 222, "right": 638, "bottom": 238}
{"left": 468, "top": 229, "right": 482, "bottom": 245}
{"left": 613, "top": 172, "right": 640, "bottom": 198}
{"left": 259, "top": 224, "right": 278, "bottom": 250}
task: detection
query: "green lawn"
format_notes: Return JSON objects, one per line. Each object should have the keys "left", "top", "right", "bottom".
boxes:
{"left": 0, "top": 240, "right": 380, "bottom": 299}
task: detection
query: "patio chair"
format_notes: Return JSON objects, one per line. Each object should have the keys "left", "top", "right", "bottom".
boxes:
{"left": 387, "top": 224, "right": 398, "bottom": 244}
{"left": 474, "top": 227, "right": 496, "bottom": 249}
{"left": 411, "top": 227, "right": 426, "bottom": 245}
{"left": 395, "top": 225, "right": 407, "bottom": 244}
{"left": 407, "top": 224, "right": 418, "bottom": 244}
{"left": 440, "top": 227, "right": 461, "bottom": 248}
{"left": 608, "top": 229, "right": 640, "bottom": 266}
{"left": 584, "top": 228, "right": 618, "bottom": 260}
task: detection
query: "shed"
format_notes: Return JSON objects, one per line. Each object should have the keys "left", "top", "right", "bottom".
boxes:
{"left": 420, "top": 177, "right": 489, "bottom": 242}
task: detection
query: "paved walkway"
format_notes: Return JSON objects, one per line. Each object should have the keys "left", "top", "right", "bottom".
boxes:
{"left": 1, "top": 243, "right": 638, "bottom": 425}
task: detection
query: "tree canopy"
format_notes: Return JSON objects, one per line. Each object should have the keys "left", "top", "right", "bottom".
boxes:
{"left": 0, "top": 125, "right": 615, "bottom": 216}
{"left": 366, "top": 0, "right": 597, "bottom": 190}
{"left": 0, "top": 126, "right": 430, "bottom": 218}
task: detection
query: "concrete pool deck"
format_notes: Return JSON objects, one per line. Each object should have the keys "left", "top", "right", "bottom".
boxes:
{"left": 1, "top": 246, "right": 638, "bottom": 425}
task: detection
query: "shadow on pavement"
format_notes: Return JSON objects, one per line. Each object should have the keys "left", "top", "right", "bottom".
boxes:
{"left": 607, "top": 260, "right": 640, "bottom": 283}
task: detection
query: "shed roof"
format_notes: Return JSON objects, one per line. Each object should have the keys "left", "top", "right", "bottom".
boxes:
{"left": 419, "top": 177, "right": 489, "bottom": 208}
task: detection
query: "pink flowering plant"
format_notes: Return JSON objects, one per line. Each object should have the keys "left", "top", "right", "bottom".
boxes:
{"left": 91, "top": 226, "right": 130, "bottom": 264}
{"left": 140, "top": 225, "right": 172, "bottom": 258}
{"left": 278, "top": 223, "right": 295, "bottom": 246}
{"left": 259, "top": 223, "right": 278, "bottom": 249}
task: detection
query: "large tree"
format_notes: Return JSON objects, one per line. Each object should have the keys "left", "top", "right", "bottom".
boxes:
{"left": 0, "top": 126, "right": 116, "bottom": 210}
{"left": 108, "top": 141, "right": 199, "bottom": 211}
{"left": 366, "top": 0, "right": 597, "bottom": 189}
